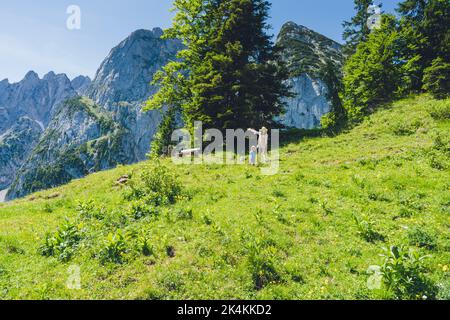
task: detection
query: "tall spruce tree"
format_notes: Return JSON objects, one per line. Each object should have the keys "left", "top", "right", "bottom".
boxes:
{"left": 146, "top": 0, "right": 290, "bottom": 137}
{"left": 342, "top": 0, "right": 377, "bottom": 56}
{"left": 397, "top": 0, "right": 450, "bottom": 92}
{"left": 342, "top": 15, "right": 401, "bottom": 121}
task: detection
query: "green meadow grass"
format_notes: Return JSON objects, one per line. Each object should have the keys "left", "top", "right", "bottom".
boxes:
{"left": 0, "top": 95, "right": 448, "bottom": 300}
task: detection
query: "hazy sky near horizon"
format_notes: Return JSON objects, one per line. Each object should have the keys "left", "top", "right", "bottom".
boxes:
{"left": 0, "top": 0, "right": 400, "bottom": 82}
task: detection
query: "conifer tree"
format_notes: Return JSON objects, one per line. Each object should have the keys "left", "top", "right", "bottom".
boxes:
{"left": 342, "top": 15, "right": 401, "bottom": 121}
{"left": 397, "top": 0, "right": 450, "bottom": 92}
{"left": 146, "top": 0, "right": 290, "bottom": 136}
{"left": 342, "top": 0, "right": 377, "bottom": 56}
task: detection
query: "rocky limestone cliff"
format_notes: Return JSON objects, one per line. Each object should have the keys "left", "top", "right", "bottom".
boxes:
{"left": 6, "top": 97, "right": 128, "bottom": 200}
{"left": 0, "top": 72, "right": 80, "bottom": 196}
{"left": 0, "top": 71, "right": 77, "bottom": 133}
{"left": 71, "top": 75, "right": 92, "bottom": 95}
{"left": 276, "top": 22, "right": 343, "bottom": 129}
{"left": 0, "top": 117, "right": 43, "bottom": 189}
{"left": 6, "top": 28, "right": 183, "bottom": 200}
{"left": 86, "top": 28, "right": 183, "bottom": 160}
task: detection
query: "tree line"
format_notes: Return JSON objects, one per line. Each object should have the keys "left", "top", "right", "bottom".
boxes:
{"left": 146, "top": 0, "right": 449, "bottom": 157}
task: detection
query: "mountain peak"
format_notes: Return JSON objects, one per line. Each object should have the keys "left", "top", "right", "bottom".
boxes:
{"left": 128, "top": 28, "right": 164, "bottom": 41}
{"left": 71, "top": 75, "right": 92, "bottom": 94}
{"left": 152, "top": 27, "right": 164, "bottom": 38}
{"left": 278, "top": 21, "right": 342, "bottom": 48}
{"left": 281, "top": 21, "right": 309, "bottom": 31}
{"left": 24, "top": 70, "right": 39, "bottom": 81}
{"left": 43, "top": 71, "right": 56, "bottom": 80}
{"left": 87, "top": 28, "right": 183, "bottom": 107}
{"left": 71, "top": 75, "right": 91, "bottom": 84}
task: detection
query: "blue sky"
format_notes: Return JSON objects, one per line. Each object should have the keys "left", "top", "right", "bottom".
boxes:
{"left": 0, "top": 0, "right": 400, "bottom": 82}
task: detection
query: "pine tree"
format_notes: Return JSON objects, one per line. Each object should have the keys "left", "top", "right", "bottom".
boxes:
{"left": 149, "top": 107, "right": 178, "bottom": 159}
{"left": 146, "top": 0, "right": 290, "bottom": 135}
{"left": 397, "top": 0, "right": 428, "bottom": 21}
{"left": 342, "top": 15, "right": 401, "bottom": 121}
{"left": 342, "top": 0, "right": 377, "bottom": 56}
{"left": 319, "top": 60, "right": 346, "bottom": 129}
{"left": 422, "top": 57, "right": 450, "bottom": 99}
{"left": 397, "top": 0, "right": 450, "bottom": 92}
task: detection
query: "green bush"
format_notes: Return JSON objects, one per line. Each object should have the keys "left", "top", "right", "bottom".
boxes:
{"left": 379, "top": 246, "right": 437, "bottom": 299}
{"left": 391, "top": 119, "right": 424, "bottom": 136}
{"left": 320, "top": 112, "right": 337, "bottom": 129}
{"left": 246, "top": 238, "right": 282, "bottom": 290}
{"left": 428, "top": 100, "right": 450, "bottom": 120}
{"left": 98, "top": 230, "right": 128, "bottom": 264}
{"left": 136, "top": 233, "right": 154, "bottom": 257}
{"left": 76, "top": 200, "right": 106, "bottom": 220}
{"left": 407, "top": 227, "right": 437, "bottom": 250}
{"left": 352, "top": 214, "right": 384, "bottom": 243}
{"left": 428, "top": 151, "right": 449, "bottom": 171}
{"left": 40, "top": 219, "right": 84, "bottom": 262}
{"left": 175, "top": 208, "right": 193, "bottom": 220}
{"left": 129, "top": 199, "right": 159, "bottom": 220}
{"left": 124, "top": 163, "right": 183, "bottom": 206}
{"left": 432, "top": 132, "right": 450, "bottom": 155}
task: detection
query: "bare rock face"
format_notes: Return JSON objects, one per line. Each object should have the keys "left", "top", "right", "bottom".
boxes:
{"left": 276, "top": 22, "right": 343, "bottom": 129}
{"left": 6, "top": 97, "right": 128, "bottom": 200}
{"left": 0, "top": 72, "right": 79, "bottom": 197}
{"left": 0, "top": 117, "right": 43, "bottom": 189}
{"left": 0, "top": 71, "right": 77, "bottom": 134}
{"left": 86, "top": 28, "right": 183, "bottom": 160}
{"left": 71, "top": 75, "right": 92, "bottom": 95}
{"left": 278, "top": 74, "right": 331, "bottom": 129}
{"left": 6, "top": 28, "right": 183, "bottom": 200}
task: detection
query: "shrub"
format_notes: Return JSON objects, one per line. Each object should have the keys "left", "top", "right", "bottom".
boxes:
{"left": 76, "top": 199, "right": 106, "bottom": 220}
{"left": 320, "top": 112, "right": 338, "bottom": 130}
{"left": 202, "top": 213, "right": 213, "bottom": 225}
{"left": 428, "top": 101, "right": 450, "bottom": 120}
{"left": 137, "top": 233, "right": 154, "bottom": 257}
{"left": 432, "top": 132, "right": 449, "bottom": 155}
{"left": 407, "top": 227, "right": 437, "bottom": 250}
{"left": 397, "top": 207, "right": 414, "bottom": 219}
{"left": 124, "top": 163, "right": 183, "bottom": 206}
{"left": 352, "top": 214, "right": 384, "bottom": 243}
{"left": 428, "top": 151, "right": 448, "bottom": 171}
{"left": 379, "top": 245, "right": 437, "bottom": 299}
{"left": 175, "top": 208, "right": 193, "bottom": 220}
{"left": 40, "top": 219, "right": 84, "bottom": 262}
{"left": 246, "top": 238, "right": 282, "bottom": 290}
{"left": 98, "top": 230, "right": 128, "bottom": 264}
{"left": 129, "top": 199, "right": 159, "bottom": 220}
{"left": 391, "top": 119, "right": 423, "bottom": 136}
{"left": 272, "top": 190, "right": 285, "bottom": 198}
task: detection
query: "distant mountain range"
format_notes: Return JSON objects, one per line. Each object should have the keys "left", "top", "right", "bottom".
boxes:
{"left": 0, "top": 23, "right": 343, "bottom": 201}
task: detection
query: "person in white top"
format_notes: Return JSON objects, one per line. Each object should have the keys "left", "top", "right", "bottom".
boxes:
{"left": 248, "top": 127, "right": 269, "bottom": 163}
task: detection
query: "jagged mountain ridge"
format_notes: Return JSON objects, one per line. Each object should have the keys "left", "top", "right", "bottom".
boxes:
{"left": 6, "top": 28, "right": 183, "bottom": 200}
{"left": 0, "top": 72, "right": 83, "bottom": 190}
{"left": 6, "top": 97, "right": 130, "bottom": 199}
{"left": 71, "top": 75, "right": 92, "bottom": 95}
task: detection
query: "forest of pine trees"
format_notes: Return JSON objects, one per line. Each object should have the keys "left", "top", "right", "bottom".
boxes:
{"left": 342, "top": 0, "right": 449, "bottom": 122}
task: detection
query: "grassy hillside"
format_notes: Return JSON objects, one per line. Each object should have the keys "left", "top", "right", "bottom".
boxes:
{"left": 0, "top": 95, "right": 448, "bottom": 300}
